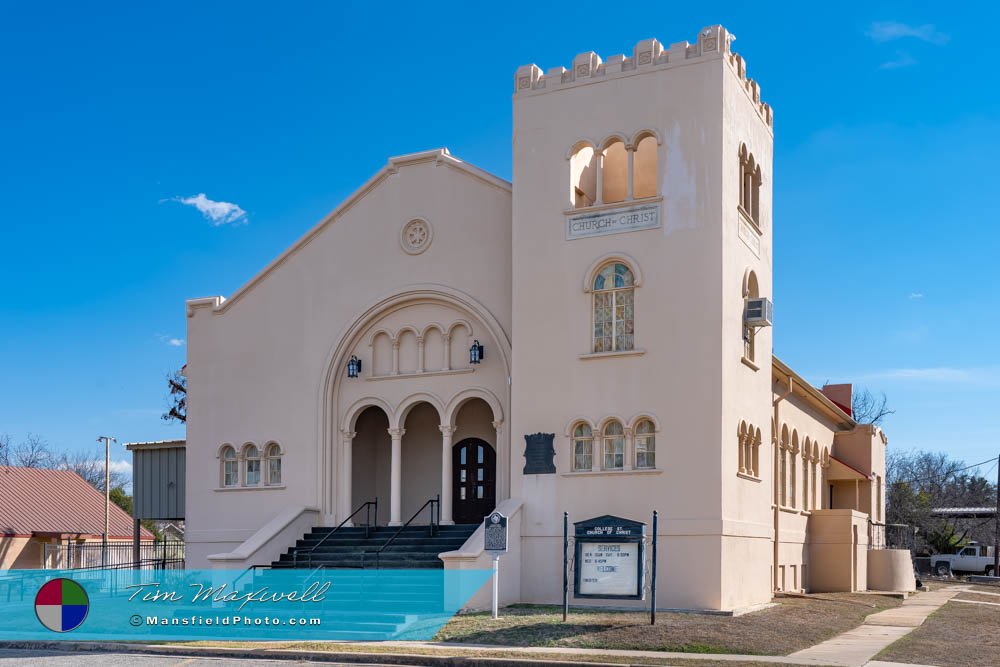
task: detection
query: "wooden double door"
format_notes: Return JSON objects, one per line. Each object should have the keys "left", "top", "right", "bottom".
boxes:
{"left": 451, "top": 438, "right": 496, "bottom": 524}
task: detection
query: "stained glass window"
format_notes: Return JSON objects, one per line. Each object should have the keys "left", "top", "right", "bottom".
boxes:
{"left": 593, "top": 263, "right": 635, "bottom": 353}
{"left": 572, "top": 423, "right": 593, "bottom": 471}
{"left": 603, "top": 421, "right": 625, "bottom": 470}
{"left": 635, "top": 419, "right": 655, "bottom": 469}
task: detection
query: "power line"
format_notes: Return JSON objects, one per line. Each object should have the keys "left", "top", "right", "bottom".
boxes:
{"left": 893, "top": 455, "right": 999, "bottom": 486}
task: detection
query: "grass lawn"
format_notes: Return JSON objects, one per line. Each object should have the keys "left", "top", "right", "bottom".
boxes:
{"left": 429, "top": 593, "right": 900, "bottom": 655}
{"left": 877, "top": 596, "right": 1000, "bottom": 667}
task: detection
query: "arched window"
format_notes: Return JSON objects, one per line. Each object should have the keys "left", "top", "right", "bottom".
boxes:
{"left": 602, "top": 139, "right": 628, "bottom": 204}
{"left": 802, "top": 438, "right": 811, "bottom": 510}
{"left": 811, "top": 443, "right": 819, "bottom": 510}
{"left": 570, "top": 143, "right": 598, "bottom": 208}
{"left": 572, "top": 423, "right": 593, "bottom": 472}
{"left": 633, "top": 134, "right": 658, "bottom": 199}
{"left": 779, "top": 426, "right": 789, "bottom": 506}
{"left": 790, "top": 432, "right": 799, "bottom": 509}
{"left": 602, "top": 421, "right": 625, "bottom": 470}
{"left": 592, "top": 262, "right": 635, "bottom": 353}
{"left": 569, "top": 132, "right": 659, "bottom": 208}
{"left": 265, "top": 443, "right": 282, "bottom": 485}
{"left": 244, "top": 444, "right": 261, "bottom": 486}
{"left": 739, "top": 144, "right": 762, "bottom": 226}
{"left": 634, "top": 419, "right": 655, "bottom": 469}
{"left": 221, "top": 446, "right": 238, "bottom": 487}
{"left": 738, "top": 422, "right": 761, "bottom": 478}
{"left": 743, "top": 270, "right": 759, "bottom": 363}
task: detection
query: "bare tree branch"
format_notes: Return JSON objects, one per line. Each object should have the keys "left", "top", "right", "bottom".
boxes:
{"left": 852, "top": 388, "right": 895, "bottom": 426}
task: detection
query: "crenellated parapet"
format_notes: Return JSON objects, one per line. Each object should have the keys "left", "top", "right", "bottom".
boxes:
{"left": 514, "top": 25, "right": 772, "bottom": 127}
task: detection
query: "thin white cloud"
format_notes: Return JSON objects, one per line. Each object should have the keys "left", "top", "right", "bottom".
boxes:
{"left": 908, "top": 292, "right": 924, "bottom": 300}
{"left": 169, "top": 193, "right": 247, "bottom": 226}
{"left": 109, "top": 459, "right": 132, "bottom": 475}
{"left": 879, "top": 52, "right": 918, "bottom": 70}
{"left": 867, "top": 21, "right": 949, "bottom": 46}
{"left": 156, "top": 333, "right": 186, "bottom": 347}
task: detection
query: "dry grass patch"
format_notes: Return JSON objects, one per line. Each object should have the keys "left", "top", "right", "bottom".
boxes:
{"left": 432, "top": 594, "right": 900, "bottom": 656}
{"left": 877, "top": 598, "right": 1000, "bottom": 667}
{"left": 956, "top": 592, "right": 1000, "bottom": 604}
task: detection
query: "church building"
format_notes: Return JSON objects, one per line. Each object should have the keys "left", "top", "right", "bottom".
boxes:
{"left": 183, "top": 26, "right": 895, "bottom": 613}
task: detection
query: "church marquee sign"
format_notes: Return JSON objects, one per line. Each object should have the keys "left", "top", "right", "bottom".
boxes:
{"left": 566, "top": 202, "right": 660, "bottom": 241}
{"left": 573, "top": 515, "right": 645, "bottom": 600}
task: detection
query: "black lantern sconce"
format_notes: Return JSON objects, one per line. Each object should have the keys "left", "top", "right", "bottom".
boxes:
{"left": 469, "top": 340, "right": 485, "bottom": 364}
{"left": 347, "top": 355, "right": 362, "bottom": 378}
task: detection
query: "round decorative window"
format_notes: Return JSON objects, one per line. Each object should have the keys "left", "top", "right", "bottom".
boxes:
{"left": 400, "top": 218, "right": 433, "bottom": 255}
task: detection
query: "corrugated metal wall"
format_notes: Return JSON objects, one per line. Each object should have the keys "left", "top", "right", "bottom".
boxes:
{"left": 133, "top": 446, "right": 185, "bottom": 520}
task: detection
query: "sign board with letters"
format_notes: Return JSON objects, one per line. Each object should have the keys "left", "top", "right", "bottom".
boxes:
{"left": 566, "top": 203, "right": 660, "bottom": 241}
{"left": 573, "top": 515, "right": 645, "bottom": 600}
{"left": 484, "top": 511, "right": 508, "bottom": 554}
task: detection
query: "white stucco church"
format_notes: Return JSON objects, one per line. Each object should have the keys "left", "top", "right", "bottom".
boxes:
{"left": 183, "top": 26, "right": 904, "bottom": 613}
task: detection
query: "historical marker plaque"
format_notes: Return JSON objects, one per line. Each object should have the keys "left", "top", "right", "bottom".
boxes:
{"left": 484, "top": 511, "right": 508, "bottom": 554}
{"left": 523, "top": 433, "right": 556, "bottom": 474}
{"left": 574, "top": 515, "right": 645, "bottom": 600}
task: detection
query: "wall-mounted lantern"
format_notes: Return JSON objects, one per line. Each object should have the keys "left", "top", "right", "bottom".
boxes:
{"left": 347, "top": 355, "right": 362, "bottom": 378}
{"left": 469, "top": 340, "right": 484, "bottom": 364}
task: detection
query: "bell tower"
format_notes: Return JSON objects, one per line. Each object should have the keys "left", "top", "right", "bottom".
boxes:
{"left": 509, "top": 26, "right": 777, "bottom": 611}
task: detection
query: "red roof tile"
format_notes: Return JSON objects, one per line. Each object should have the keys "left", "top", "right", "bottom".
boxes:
{"left": 0, "top": 466, "right": 153, "bottom": 539}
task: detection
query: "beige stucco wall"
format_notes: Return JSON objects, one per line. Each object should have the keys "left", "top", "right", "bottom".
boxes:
{"left": 0, "top": 537, "right": 38, "bottom": 569}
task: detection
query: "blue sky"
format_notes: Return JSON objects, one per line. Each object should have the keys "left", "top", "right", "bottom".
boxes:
{"left": 1, "top": 2, "right": 998, "bottom": 480}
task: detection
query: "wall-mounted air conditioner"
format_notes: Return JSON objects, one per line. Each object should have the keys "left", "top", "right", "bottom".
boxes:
{"left": 745, "top": 297, "right": 773, "bottom": 327}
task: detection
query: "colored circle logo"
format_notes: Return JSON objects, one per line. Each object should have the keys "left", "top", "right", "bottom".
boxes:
{"left": 34, "top": 578, "right": 89, "bottom": 632}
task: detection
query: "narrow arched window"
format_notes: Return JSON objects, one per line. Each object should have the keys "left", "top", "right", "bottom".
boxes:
{"left": 572, "top": 423, "right": 593, "bottom": 471}
{"left": 790, "top": 433, "right": 799, "bottom": 509}
{"left": 593, "top": 262, "right": 635, "bottom": 353}
{"left": 739, "top": 144, "right": 762, "bottom": 226}
{"left": 602, "top": 139, "right": 628, "bottom": 204}
{"left": 244, "top": 444, "right": 261, "bottom": 486}
{"left": 221, "top": 446, "right": 238, "bottom": 487}
{"left": 802, "top": 443, "right": 811, "bottom": 510}
{"left": 634, "top": 419, "right": 655, "bottom": 469}
{"left": 633, "top": 135, "right": 658, "bottom": 199}
{"left": 743, "top": 270, "right": 759, "bottom": 363}
{"left": 603, "top": 421, "right": 625, "bottom": 470}
{"left": 570, "top": 143, "right": 598, "bottom": 208}
{"left": 265, "top": 443, "right": 282, "bottom": 485}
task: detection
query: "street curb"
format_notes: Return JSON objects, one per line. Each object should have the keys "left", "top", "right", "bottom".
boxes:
{"left": 0, "top": 641, "right": 621, "bottom": 667}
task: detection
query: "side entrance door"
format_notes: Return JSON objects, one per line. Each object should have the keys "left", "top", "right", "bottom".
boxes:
{"left": 452, "top": 438, "right": 496, "bottom": 524}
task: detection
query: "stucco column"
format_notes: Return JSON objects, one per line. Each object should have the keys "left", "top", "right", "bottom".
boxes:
{"left": 493, "top": 419, "right": 507, "bottom": 501}
{"left": 388, "top": 427, "right": 405, "bottom": 525}
{"left": 416, "top": 336, "right": 425, "bottom": 373}
{"left": 339, "top": 430, "right": 356, "bottom": 526}
{"left": 442, "top": 334, "right": 451, "bottom": 371}
{"left": 595, "top": 151, "right": 604, "bottom": 205}
{"left": 626, "top": 145, "right": 634, "bottom": 200}
{"left": 439, "top": 425, "right": 456, "bottom": 525}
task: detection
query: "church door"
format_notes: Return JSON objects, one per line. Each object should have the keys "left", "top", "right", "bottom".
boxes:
{"left": 452, "top": 438, "right": 496, "bottom": 524}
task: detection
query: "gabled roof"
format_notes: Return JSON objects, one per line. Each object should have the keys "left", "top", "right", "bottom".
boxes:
{"left": 186, "top": 148, "right": 511, "bottom": 317}
{"left": 0, "top": 466, "right": 153, "bottom": 539}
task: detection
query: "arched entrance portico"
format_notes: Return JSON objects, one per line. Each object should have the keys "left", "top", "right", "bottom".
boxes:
{"left": 340, "top": 395, "right": 502, "bottom": 526}
{"left": 323, "top": 286, "right": 511, "bottom": 527}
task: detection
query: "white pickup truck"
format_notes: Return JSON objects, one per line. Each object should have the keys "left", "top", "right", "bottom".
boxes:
{"left": 930, "top": 542, "right": 996, "bottom": 576}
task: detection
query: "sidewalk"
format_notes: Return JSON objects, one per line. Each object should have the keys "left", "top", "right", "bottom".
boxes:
{"left": 787, "top": 587, "right": 963, "bottom": 667}
{"left": 0, "top": 588, "right": 963, "bottom": 667}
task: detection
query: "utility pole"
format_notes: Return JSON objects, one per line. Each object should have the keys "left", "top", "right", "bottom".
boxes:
{"left": 97, "top": 435, "right": 116, "bottom": 568}
{"left": 994, "top": 452, "right": 999, "bottom": 578}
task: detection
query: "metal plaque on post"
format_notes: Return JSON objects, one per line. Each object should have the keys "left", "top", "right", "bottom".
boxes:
{"left": 485, "top": 511, "right": 508, "bottom": 554}
{"left": 573, "top": 515, "right": 645, "bottom": 600}
{"left": 484, "top": 511, "right": 508, "bottom": 619}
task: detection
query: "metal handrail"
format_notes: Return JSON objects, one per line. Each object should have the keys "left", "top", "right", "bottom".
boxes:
{"left": 296, "top": 498, "right": 378, "bottom": 568}
{"left": 364, "top": 494, "right": 439, "bottom": 569}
